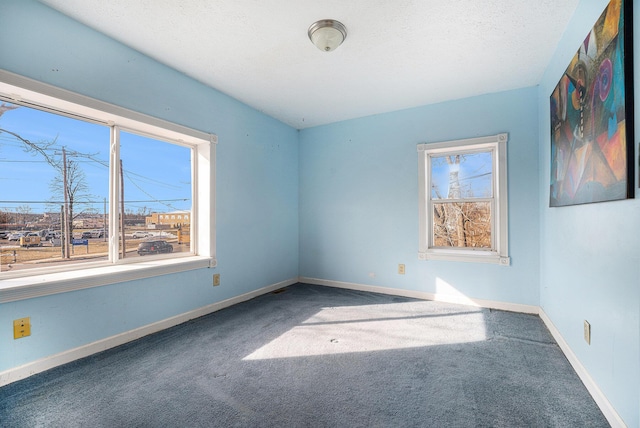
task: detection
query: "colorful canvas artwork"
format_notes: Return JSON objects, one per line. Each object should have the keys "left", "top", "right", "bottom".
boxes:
{"left": 549, "top": 0, "right": 634, "bottom": 207}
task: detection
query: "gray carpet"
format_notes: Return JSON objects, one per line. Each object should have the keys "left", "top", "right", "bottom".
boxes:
{"left": 0, "top": 283, "right": 609, "bottom": 427}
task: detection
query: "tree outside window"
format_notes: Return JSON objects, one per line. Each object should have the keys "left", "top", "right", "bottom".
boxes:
{"left": 418, "top": 134, "right": 509, "bottom": 265}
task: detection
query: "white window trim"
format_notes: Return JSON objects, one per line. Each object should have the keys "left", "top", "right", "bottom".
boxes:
{"left": 0, "top": 69, "right": 217, "bottom": 302}
{"left": 417, "top": 133, "right": 509, "bottom": 265}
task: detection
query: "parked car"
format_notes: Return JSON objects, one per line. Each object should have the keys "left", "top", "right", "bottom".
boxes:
{"left": 132, "top": 231, "right": 151, "bottom": 238}
{"left": 45, "top": 231, "right": 61, "bottom": 240}
{"left": 81, "top": 231, "right": 93, "bottom": 239}
{"left": 137, "top": 240, "right": 173, "bottom": 256}
{"left": 7, "top": 232, "right": 25, "bottom": 241}
{"left": 90, "top": 229, "right": 104, "bottom": 238}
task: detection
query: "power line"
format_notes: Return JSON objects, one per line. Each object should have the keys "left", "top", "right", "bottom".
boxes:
{"left": 2, "top": 125, "right": 189, "bottom": 209}
{"left": 459, "top": 172, "right": 492, "bottom": 181}
{"left": 0, "top": 198, "right": 189, "bottom": 204}
{"left": 0, "top": 160, "right": 50, "bottom": 163}
{"left": 123, "top": 169, "right": 182, "bottom": 211}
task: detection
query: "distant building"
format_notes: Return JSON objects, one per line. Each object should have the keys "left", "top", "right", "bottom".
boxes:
{"left": 145, "top": 211, "right": 190, "bottom": 228}
{"left": 72, "top": 214, "right": 104, "bottom": 229}
{"left": 73, "top": 218, "right": 104, "bottom": 229}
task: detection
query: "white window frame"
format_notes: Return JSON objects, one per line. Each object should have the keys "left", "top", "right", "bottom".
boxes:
{"left": 0, "top": 70, "right": 217, "bottom": 302}
{"left": 418, "top": 133, "right": 509, "bottom": 265}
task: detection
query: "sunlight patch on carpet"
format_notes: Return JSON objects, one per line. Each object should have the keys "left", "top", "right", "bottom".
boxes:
{"left": 243, "top": 302, "right": 487, "bottom": 360}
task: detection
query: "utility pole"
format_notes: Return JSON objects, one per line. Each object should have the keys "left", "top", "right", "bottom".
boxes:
{"left": 120, "top": 159, "right": 126, "bottom": 258}
{"left": 60, "top": 205, "right": 65, "bottom": 259}
{"left": 62, "top": 147, "right": 70, "bottom": 259}
{"left": 103, "top": 197, "right": 107, "bottom": 242}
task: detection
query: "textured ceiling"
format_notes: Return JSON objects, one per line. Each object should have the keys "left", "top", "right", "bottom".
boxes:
{"left": 38, "top": 0, "right": 579, "bottom": 129}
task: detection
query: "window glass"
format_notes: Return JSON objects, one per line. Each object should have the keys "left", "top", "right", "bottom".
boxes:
{"left": 0, "top": 101, "right": 110, "bottom": 273}
{"left": 118, "top": 130, "right": 192, "bottom": 258}
{"left": 432, "top": 201, "right": 492, "bottom": 248}
{"left": 430, "top": 152, "right": 493, "bottom": 200}
{"left": 418, "top": 134, "right": 509, "bottom": 264}
{"left": 429, "top": 150, "right": 494, "bottom": 249}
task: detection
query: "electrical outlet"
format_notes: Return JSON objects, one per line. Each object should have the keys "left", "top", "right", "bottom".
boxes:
{"left": 583, "top": 320, "right": 591, "bottom": 345}
{"left": 14, "top": 317, "right": 31, "bottom": 339}
{"left": 398, "top": 264, "right": 405, "bottom": 275}
{"left": 213, "top": 274, "right": 220, "bottom": 286}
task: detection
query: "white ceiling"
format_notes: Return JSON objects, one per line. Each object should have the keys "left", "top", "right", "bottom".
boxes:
{"left": 38, "top": 0, "right": 579, "bottom": 129}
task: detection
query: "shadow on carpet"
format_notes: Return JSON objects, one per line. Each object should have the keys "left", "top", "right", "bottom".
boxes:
{"left": 0, "top": 283, "right": 609, "bottom": 427}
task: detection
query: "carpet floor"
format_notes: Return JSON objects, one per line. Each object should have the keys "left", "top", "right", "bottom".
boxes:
{"left": 0, "top": 283, "right": 609, "bottom": 427}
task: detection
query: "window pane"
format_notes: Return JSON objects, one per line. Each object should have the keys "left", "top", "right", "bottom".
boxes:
{"left": 0, "top": 101, "right": 109, "bottom": 273}
{"left": 118, "top": 131, "right": 192, "bottom": 259}
{"left": 432, "top": 201, "right": 492, "bottom": 248}
{"left": 430, "top": 152, "right": 493, "bottom": 200}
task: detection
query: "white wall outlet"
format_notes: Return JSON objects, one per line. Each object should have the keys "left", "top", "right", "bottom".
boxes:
{"left": 213, "top": 274, "right": 220, "bottom": 286}
{"left": 398, "top": 264, "right": 405, "bottom": 275}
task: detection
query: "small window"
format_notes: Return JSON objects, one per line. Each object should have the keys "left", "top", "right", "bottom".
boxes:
{"left": 418, "top": 133, "right": 509, "bottom": 265}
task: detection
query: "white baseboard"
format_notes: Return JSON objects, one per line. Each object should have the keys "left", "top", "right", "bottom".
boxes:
{"left": 0, "top": 277, "right": 297, "bottom": 387}
{"left": 539, "top": 308, "right": 626, "bottom": 428}
{"left": 299, "top": 277, "right": 539, "bottom": 314}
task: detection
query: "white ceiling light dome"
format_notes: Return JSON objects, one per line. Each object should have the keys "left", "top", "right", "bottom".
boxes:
{"left": 308, "top": 19, "right": 347, "bottom": 52}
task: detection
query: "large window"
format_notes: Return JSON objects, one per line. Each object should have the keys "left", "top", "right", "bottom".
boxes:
{"left": 0, "top": 101, "right": 111, "bottom": 270}
{"left": 418, "top": 133, "right": 509, "bottom": 265}
{"left": 0, "top": 71, "right": 215, "bottom": 296}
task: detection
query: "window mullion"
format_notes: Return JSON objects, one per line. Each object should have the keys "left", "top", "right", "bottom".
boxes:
{"left": 190, "top": 147, "right": 198, "bottom": 255}
{"left": 431, "top": 197, "right": 494, "bottom": 204}
{"left": 496, "top": 134, "right": 509, "bottom": 260}
{"left": 419, "top": 148, "right": 429, "bottom": 255}
{"left": 108, "top": 125, "right": 120, "bottom": 262}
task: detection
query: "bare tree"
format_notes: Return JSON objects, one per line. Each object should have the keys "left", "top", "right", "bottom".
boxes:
{"left": 0, "top": 103, "right": 18, "bottom": 117}
{"left": 0, "top": 210, "right": 13, "bottom": 225}
{"left": 2, "top": 102, "right": 99, "bottom": 257}
{"left": 432, "top": 155, "right": 491, "bottom": 249}
{"left": 137, "top": 206, "right": 151, "bottom": 217}
{"left": 49, "top": 157, "right": 93, "bottom": 240}
{"left": 432, "top": 155, "right": 466, "bottom": 247}
{"left": 1, "top": 103, "right": 59, "bottom": 165}
{"left": 445, "top": 155, "right": 466, "bottom": 247}
{"left": 15, "top": 204, "right": 32, "bottom": 227}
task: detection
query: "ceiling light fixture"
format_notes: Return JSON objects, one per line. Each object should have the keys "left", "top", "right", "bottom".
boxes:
{"left": 308, "top": 19, "right": 347, "bottom": 52}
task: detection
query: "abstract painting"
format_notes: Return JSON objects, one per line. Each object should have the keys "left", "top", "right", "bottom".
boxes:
{"left": 550, "top": 0, "right": 634, "bottom": 207}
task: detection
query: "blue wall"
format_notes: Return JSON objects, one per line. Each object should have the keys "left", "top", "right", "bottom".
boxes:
{"left": 299, "top": 88, "right": 541, "bottom": 307}
{"left": 0, "top": 0, "right": 299, "bottom": 372}
{"left": 537, "top": 0, "right": 639, "bottom": 426}
{"left": 1, "top": 0, "right": 638, "bottom": 425}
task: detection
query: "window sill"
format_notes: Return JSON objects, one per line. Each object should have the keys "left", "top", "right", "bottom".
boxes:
{"left": 0, "top": 256, "right": 216, "bottom": 303}
{"left": 418, "top": 251, "right": 510, "bottom": 266}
